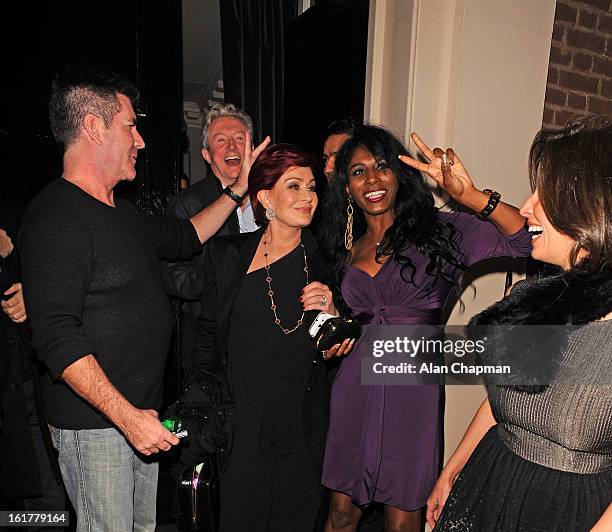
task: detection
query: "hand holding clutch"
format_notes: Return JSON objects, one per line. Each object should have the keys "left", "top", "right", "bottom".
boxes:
{"left": 309, "top": 311, "right": 361, "bottom": 354}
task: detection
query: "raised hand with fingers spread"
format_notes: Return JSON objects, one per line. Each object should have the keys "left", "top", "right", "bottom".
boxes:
{"left": 399, "top": 133, "right": 475, "bottom": 201}
{"left": 232, "top": 130, "right": 271, "bottom": 195}
{"left": 400, "top": 132, "right": 526, "bottom": 236}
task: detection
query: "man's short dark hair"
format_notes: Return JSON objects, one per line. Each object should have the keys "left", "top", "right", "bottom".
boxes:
{"left": 49, "top": 63, "right": 139, "bottom": 152}
{"left": 326, "top": 117, "right": 356, "bottom": 138}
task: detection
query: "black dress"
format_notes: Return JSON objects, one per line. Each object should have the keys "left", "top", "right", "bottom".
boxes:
{"left": 220, "top": 245, "right": 324, "bottom": 532}
{"left": 436, "top": 320, "right": 612, "bottom": 531}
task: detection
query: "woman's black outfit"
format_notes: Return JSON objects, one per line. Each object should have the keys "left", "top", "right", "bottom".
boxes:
{"left": 192, "top": 227, "right": 329, "bottom": 532}
{"left": 436, "top": 269, "right": 612, "bottom": 531}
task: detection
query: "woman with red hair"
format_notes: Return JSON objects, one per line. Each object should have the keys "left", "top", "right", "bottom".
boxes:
{"left": 191, "top": 143, "right": 348, "bottom": 531}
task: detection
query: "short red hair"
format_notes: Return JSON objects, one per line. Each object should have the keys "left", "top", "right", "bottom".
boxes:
{"left": 248, "top": 143, "right": 318, "bottom": 224}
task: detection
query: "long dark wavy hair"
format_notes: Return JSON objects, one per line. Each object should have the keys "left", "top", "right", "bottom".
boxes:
{"left": 319, "top": 125, "right": 467, "bottom": 311}
{"left": 528, "top": 115, "right": 612, "bottom": 273}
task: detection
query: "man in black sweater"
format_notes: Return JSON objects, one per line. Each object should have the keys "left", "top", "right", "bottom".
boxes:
{"left": 19, "top": 63, "right": 268, "bottom": 531}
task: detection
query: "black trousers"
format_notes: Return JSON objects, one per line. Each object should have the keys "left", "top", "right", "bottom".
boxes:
{"left": 219, "top": 368, "right": 321, "bottom": 532}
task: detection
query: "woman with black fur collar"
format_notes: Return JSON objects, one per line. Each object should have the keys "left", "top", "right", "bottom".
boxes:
{"left": 428, "top": 116, "right": 612, "bottom": 531}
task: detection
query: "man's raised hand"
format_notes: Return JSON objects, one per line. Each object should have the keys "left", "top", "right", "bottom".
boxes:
{"left": 234, "top": 131, "right": 271, "bottom": 194}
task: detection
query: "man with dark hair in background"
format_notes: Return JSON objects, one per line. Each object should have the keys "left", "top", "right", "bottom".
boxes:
{"left": 19, "top": 63, "right": 266, "bottom": 531}
{"left": 322, "top": 118, "right": 355, "bottom": 181}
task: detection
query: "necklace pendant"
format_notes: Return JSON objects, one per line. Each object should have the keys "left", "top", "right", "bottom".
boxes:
{"left": 263, "top": 232, "right": 309, "bottom": 335}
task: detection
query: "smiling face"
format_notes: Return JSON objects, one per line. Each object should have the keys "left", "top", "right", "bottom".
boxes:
{"left": 258, "top": 166, "right": 318, "bottom": 229}
{"left": 323, "top": 133, "right": 350, "bottom": 181}
{"left": 346, "top": 146, "right": 398, "bottom": 217}
{"left": 202, "top": 116, "right": 248, "bottom": 186}
{"left": 101, "top": 93, "right": 145, "bottom": 182}
{"left": 520, "top": 189, "right": 579, "bottom": 270}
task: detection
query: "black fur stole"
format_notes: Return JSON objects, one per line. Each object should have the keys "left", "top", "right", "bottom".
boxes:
{"left": 467, "top": 267, "right": 612, "bottom": 390}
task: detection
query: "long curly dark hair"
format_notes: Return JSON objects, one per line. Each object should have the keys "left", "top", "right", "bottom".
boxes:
{"left": 319, "top": 125, "right": 467, "bottom": 311}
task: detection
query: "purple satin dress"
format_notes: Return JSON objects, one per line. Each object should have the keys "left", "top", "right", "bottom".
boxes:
{"left": 321, "top": 212, "right": 532, "bottom": 511}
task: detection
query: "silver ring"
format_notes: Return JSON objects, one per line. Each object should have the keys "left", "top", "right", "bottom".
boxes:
{"left": 321, "top": 295, "right": 327, "bottom": 306}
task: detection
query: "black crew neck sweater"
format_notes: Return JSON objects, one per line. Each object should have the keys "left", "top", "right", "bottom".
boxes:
{"left": 19, "top": 178, "right": 201, "bottom": 429}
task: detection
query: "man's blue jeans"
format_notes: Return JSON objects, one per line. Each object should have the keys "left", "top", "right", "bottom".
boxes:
{"left": 49, "top": 426, "right": 158, "bottom": 532}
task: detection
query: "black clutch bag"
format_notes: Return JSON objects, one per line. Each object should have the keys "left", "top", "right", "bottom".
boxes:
{"left": 309, "top": 312, "right": 361, "bottom": 351}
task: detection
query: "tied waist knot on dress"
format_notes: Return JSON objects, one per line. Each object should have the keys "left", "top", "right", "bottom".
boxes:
{"left": 353, "top": 306, "right": 441, "bottom": 326}
{"left": 353, "top": 306, "right": 444, "bottom": 370}
{"left": 324, "top": 305, "right": 445, "bottom": 511}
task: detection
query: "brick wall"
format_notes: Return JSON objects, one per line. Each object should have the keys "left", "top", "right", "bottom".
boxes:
{"left": 543, "top": 0, "right": 612, "bottom": 128}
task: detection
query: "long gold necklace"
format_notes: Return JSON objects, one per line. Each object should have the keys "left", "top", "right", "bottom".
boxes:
{"left": 262, "top": 231, "right": 309, "bottom": 334}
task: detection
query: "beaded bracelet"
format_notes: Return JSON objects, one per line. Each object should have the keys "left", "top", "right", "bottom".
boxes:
{"left": 223, "top": 185, "right": 244, "bottom": 205}
{"left": 476, "top": 189, "right": 501, "bottom": 220}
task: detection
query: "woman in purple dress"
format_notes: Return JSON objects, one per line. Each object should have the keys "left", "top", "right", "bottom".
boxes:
{"left": 318, "top": 125, "right": 531, "bottom": 530}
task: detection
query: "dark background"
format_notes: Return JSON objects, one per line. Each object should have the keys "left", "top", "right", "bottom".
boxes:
{"left": 0, "top": 0, "right": 184, "bottom": 220}
{"left": 220, "top": 0, "right": 370, "bottom": 153}
{"left": 1, "top": 0, "right": 370, "bottom": 221}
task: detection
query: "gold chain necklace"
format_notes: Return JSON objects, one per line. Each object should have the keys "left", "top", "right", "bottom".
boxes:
{"left": 262, "top": 231, "right": 309, "bottom": 335}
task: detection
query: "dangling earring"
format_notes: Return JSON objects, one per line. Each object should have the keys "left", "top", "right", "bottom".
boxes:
{"left": 344, "top": 197, "right": 354, "bottom": 251}
{"left": 264, "top": 194, "right": 276, "bottom": 221}
{"left": 265, "top": 206, "right": 276, "bottom": 221}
